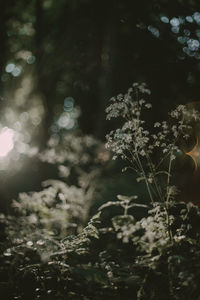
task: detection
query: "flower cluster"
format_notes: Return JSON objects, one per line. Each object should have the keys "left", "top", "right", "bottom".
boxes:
{"left": 105, "top": 83, "right": 200, "bottom": 204}
{"left": 106, "top": 83, "right": 152, "bottom": 160}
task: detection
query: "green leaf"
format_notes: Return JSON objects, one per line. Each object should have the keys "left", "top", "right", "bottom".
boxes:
{"left": 112, "top": 215, "right": 135, "bottom": 231}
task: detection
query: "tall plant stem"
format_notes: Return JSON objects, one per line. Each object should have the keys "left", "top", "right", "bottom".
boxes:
{"left": 146, "top": 151, "right": 164, "bottom": 202}
{"left": 165, "top": 150, "right": 173, "bottom": 241}
{"left": 135, "top": 149, "right": 154, "bottom": 204}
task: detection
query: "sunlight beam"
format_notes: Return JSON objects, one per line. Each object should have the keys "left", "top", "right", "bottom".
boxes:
{"left": 0, "top": 127, "right": 14, "bottom": 157}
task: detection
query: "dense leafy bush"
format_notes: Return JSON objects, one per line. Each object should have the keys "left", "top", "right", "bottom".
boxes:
{"left": 1, "top": 83, "right": 200, "bottom": 300}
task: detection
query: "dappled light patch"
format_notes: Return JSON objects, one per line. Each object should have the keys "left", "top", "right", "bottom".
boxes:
{"left": 0, "top": 127, "right": 14, "bottom": 157}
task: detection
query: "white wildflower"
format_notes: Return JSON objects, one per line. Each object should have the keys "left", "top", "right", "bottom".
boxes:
{"left": 154, "top": 122, "right": 160, "bottom": 127}
{"left": 145, "top": 103, "right": 152, "bottom": 109}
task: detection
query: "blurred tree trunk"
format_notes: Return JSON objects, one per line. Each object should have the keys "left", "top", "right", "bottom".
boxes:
{"left": 35, "top": 0, "right": 55, "bottom": 148}
{"left": 34, "top": 0, "right": 72, "bottom": 148}
{"left": 95, "top": 14, "right": 118, "bottom": 139}
{"left": 0, "top": 0, "right": 11, "bottom": 95}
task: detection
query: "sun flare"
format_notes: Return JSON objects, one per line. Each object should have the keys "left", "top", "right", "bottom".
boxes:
{"left": 185, "top": 138, "right": 199, "bottom": 170}
{"left": 0, "top": 127, "right": 14, "bottom": 157}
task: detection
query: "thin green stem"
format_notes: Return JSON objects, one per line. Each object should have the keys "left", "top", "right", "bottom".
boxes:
{"left": 145, "top": 151, "right": 164, "bottom": 202}
{"left": 165, "top": 149, "right": 174, "bottom": 242}
{"left": 135, "top": 149, "right": 154, "bottom": 204}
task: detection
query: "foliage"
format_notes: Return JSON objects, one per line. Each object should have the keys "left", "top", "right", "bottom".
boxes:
{"left": 1, "top": 84, "right": 200, "bottom": 299}
{"left": 2, "top": 0, "right": 200, "bottom": 145}
{"left": 106, "top": 82, "right": 200, "bottom": 203}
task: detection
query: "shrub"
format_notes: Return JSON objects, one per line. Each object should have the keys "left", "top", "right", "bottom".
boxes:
{"left": 1, "top": 83, "right": 200, "bottom": 300}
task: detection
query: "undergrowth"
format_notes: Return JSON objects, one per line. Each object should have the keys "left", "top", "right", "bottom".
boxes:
{"left": 1, "top": 83, "right": 200, "bottom": 300}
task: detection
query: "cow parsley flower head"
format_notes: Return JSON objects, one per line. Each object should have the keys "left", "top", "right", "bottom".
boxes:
{"left": 105, "top": 83, "right": 152, "bottom": 160}
{"left": 105, "top": 83, "right": 200, "bottom": 205}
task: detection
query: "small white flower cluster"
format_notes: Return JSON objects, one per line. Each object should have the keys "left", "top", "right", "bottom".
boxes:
{"left": 151, "top": 120, "right": 180, "bottom": 157}
{"left": 170, "top": 104, "right": 200, "bottom": 121}
{"left": 132, "top": 82, "right": 151, "bottom": 95}
{"left": 106, "top": 83, "right": 152, "bottom": 161}
{"left": 105, "top": 83, "right": 200, "bottom": 203}
{"left": 150, "top": 105, "right": 200, "bottom": 157}
{"left": 106, "top": 83, "right": 151, "bottom": 121}
{"left": 106, "top": 83, "right": 200, "bottom": 161}
{"left": 116, "top": 203, "right": 169, "bottom": 253}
